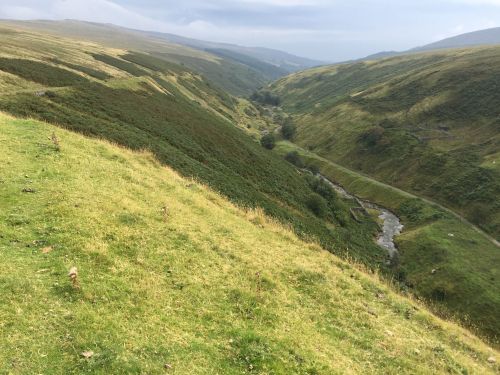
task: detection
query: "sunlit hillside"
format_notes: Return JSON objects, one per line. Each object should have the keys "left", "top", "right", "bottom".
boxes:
{"left": 270, "top": 47, "right": 500, "bottom": 238}
{"left": 0, "top": 113, "right": 498, "bottom": 374}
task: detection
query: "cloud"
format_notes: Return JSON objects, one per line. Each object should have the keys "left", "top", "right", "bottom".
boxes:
{"left": 54, "top": 0, "right": 167, "bottom": 30}
{"left": 450, "top": 0, "right": 500, "bottom": 4}
{"left": 233, "top": 0, "right": 326, "bottom": 5}
{"left": 1, "top": 0, "right": 499, "bottom": 61}
{"left": 0, "top": 4, "right": 50, "bottom": 19}
{"left": 0, "top": 0, "right": 167, "bottom": 31}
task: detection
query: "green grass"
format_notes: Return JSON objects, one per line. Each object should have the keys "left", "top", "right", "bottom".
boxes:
{"left": 151, "top": 51, "right": 274, "bottom": 96}
{"left": 49, "top": 58, "right": 112, "bottom": 80}
{"left": 91, "top": 53, "right": 147, "bottom": 77}
{"left": 0, "top": 28, "right": 385, "bottom": 272}
{"left": 120, "top": 52, "right": 186, "bottom": 74}
{"left": 1, "top": 20, "right": 286, "bottom": 96}
{"left": 270, "top": 47, "right": 500, "bottom": 239}
{"left": 275, "top": 141, "right": 500, "bottom": 342}
{"left": 0, "top": 58, "right": 89, "bottom": 86}
{"left": 1, "top": 113, "right": 498, "bottom": 374}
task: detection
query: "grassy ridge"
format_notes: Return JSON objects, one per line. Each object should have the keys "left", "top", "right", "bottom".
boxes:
{"left": 275, "top": 141, "right": 500, "bottom": 342}
{"left": 91, "top": 53, "right": 147, "bottom": 77}
{"left": 151, "top": 51, "right": 273, "bottom": 96}
{"left": 48, "top": 58, "right": 112, "bottom": 80}
{"left": 0, "top": 29, "right": 384, "bottom": 268}
{"left": 1, "top": 113, "right": 498, "bottom": 374}
{"left": 0, "top": 20, "right": 287, "bottom": 96}
{"left": 270, "top": 47, "right": 500, "bottom": 239}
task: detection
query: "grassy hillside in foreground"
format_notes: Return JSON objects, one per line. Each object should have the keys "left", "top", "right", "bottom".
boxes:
{"left": 0, "top": 20, "right": 289, "bottom": 96}
{"left": 1, "top": 113, "right": 499, "bottom": 374}
{"left": 275, "top": 141, "right": 500, "bottom": 342}
{"left": 269, "top": 47, "right": 500, "bottom": 239}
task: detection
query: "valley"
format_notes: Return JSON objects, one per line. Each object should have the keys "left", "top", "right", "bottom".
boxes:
{"left": 273, "top": 141, "right": 500, "bottom": 340}
{"left": 1, "top": 112, "right": 498, "bottom": 374}
{"left": 0, "top": 17, "right": 499, "bottom": 374}
{"left": 0, "top": 24, "right": 386, "bottom": 268}
{"left": 269, "top": 48, "right": 500, "bottom": 240}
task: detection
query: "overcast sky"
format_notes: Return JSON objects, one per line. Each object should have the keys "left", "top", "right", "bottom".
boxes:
{"left": 0, "top": 0, "right": 499, "bottom": 61}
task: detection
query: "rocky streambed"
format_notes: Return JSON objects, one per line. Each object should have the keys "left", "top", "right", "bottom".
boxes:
{"left": 319, "top": 175, "right": 403, "bottom": 264}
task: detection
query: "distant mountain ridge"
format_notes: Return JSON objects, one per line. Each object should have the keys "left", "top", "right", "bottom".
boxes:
{"left": 142, "top": 29, "right": 323, "bottom": 73}
{"left": 413, "top": 26, "right": 500, "bottom": 52}
{"left": 359, "top": 26, "right": 500, "bottom": 62}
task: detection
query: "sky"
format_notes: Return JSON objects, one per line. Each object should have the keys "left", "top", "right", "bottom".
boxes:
{"left": 0, "top": 0, "right": 499, "bottom": 61}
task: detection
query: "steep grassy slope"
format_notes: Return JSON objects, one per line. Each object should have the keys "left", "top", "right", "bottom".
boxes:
{"left": 0, "top": 27, "right": 385, "bottom": 268}
{"left": 275, "top": 141, "right": 500, "bottom": 342}
{"left": 265, "top": 48, "right": 500, "bottom": 342}
{"left": 270, "top": 47, "right": 500, "bottom": 239}
{"left": 1, "top": 113, "right": 499, "bottom": 374}
{"left": 0, "top": 20, "right": 291, "bottom": 96}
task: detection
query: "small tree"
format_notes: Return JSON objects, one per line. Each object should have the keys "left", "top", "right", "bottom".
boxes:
{"left": 308, "top": 177, "right": 336, "bottom": 202}
{"left": 251, "top": 90, "right": 281, "bottom": 106}
{"left": 281, "top": 120, "right": 296, "bottom": 140}
{"left": 284, "top": 151, "right": 304, "bottom": 168}
{"left": 306, "top": 164, "right": 320, "bottom": 176}
{"left": 260, "top": 134, "right": 276, "bottom": 150}
{"left": 306, "top": 193, "right": 328, "bottom": 218}
{"left": 359, "top": 126, "right": 385, "bottom": 147}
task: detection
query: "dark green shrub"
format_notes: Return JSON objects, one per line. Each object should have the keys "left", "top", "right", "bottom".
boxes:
{"left": 358, "top": 126, "right": 385, "bottom": 147}
{"left": 0, "top": 58, "right": 88, "bottom": 86}
{"left": 49, "top": 58, "right": 111, "bottom": 80}
{"left": 334, "top": 209, "right": 349, "bottom": 227}
{"left": 307, "top": 164, "right": 320, "bottom": 175}
{"left": 244, "top": 107, "right": 256, "bottom": 117}
{"left": 91, "top": 53, "right": 146, "bottom": 76}
{"left": 121, "top": 52, "right": 184, "bottom": 74}
{"left": 307, "top": 176, "right": 337, "bottom": 202}
{"left": 306, "top": 194, "right": 328, "bottom": 218}
{"left": 466, "top": 203, "right": 493, "bottom": 226}
{"left": 251, "top": 90, "right": 281, "bottom": 106}
{"left": 260, "top": 134, "right": 276, "bottom": 150}
{"left": 399, "top": 199, "right": 425, "bottom": 222}
{"left": 281, "top": 119, "right": 296, "bottom": 140}
{"left": 284, "top": 151, "right": 304, "bottom": 168}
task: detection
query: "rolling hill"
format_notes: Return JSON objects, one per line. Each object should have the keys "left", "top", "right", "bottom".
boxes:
{"left": 270, "top": 47, "right": 500, "bottom": 239}
{"left": 1, "top": 112, "right": 499, "bottom": 374}
{"left": 266, "top": 47, "right": 500, "bottom": 340}
{"left": 0, "top": 20, "right": 319, "bottom": 96}
{"left": 0, "top": 19, "right": 500, "bottom": 374}
{"left": 141, "top": 28, "right": 323, "bottom": 72}
{"left": 359, "top": 27, "right": 500, "bottom": 62}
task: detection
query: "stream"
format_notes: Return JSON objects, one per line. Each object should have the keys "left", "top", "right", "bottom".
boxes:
{"left": 318, "top": 175, "right": 403, "bottom": 264}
